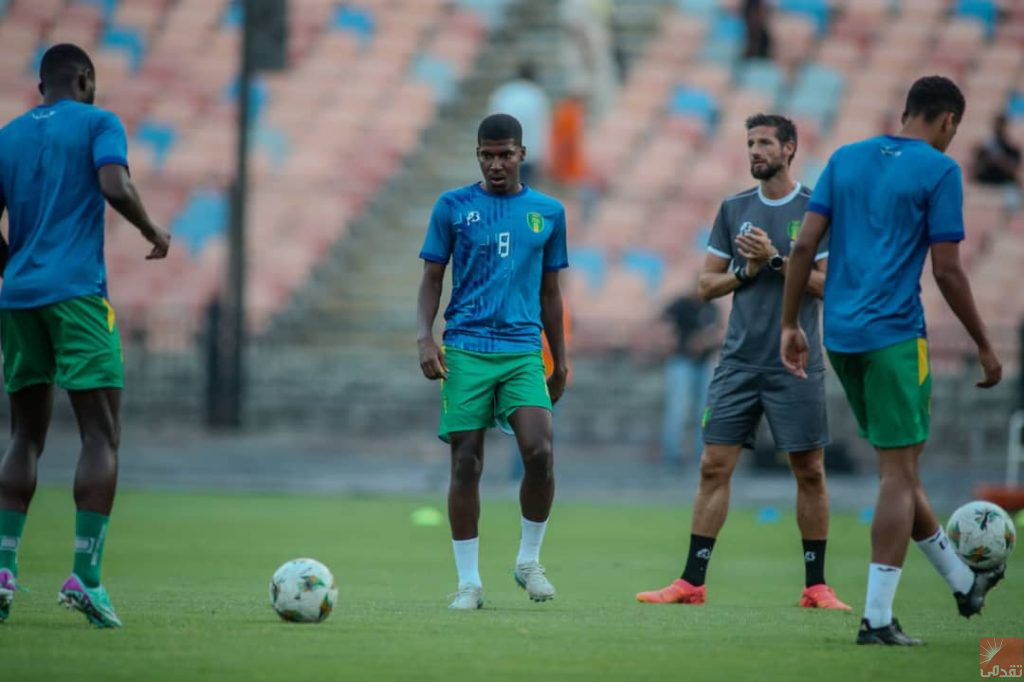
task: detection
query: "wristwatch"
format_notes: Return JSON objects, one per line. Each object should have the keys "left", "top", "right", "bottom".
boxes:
{"left": 768, "top": 254, "right": 785, "bottom": 272}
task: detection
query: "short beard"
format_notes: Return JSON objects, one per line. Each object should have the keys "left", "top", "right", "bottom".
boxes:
{"left": 750, "top": 161, "right": 784, "bottom": 180}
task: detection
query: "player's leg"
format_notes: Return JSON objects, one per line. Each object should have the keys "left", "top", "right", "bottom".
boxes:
{"left": 499, "top": 352, "right": 556, "bottom": 601}
{"left": 762, "top": 370, "right": 850, "bottom": 609}
{"left": 438, "top": 348, "right": 499, "bottom": 609}
{"left": 637, "top": 367, "right": 758, "bottom": 604}
{"left": 0, "top": 308, "right": 58, "bottom": 621}
{"left": 835, "top": 341, "right": 928, "bottom": 644}
{"left": 40, "top": 296, "right": 125, "bottom": 627}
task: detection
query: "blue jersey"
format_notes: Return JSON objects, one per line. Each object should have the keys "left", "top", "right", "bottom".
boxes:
{"left": 0, "top": 100, "right": 128, "bottom": 309}
{"left": 808, "top": 135, "right": 965, "bottom": 353}
{"left": 420, "top": 183, "right": 569, "bottom": 353}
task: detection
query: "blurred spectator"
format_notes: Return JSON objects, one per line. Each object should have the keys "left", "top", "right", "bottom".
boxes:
{"left": 549, "top": 89, "right": 588, "bottom": 187}
{"left": 560, "top": 0, "right": 618, "bottom": 123}
{"left": 972, "top": 113, "right": 1022, "bottom": 211}
{"left": 661, "top": 289, "right": 721, "bottom": 468}
{"left": 742, "top": 0, "right": 774, "bottom": 60}
{"left": 487, "top": 62, "right": 552, "bottom": 186}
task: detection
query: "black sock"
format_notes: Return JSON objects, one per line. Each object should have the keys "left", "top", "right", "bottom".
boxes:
{"left": 681, "top": 534, "right": 716, "bottom": 586}
{"left": 803, "top": 539, "right": 827, "bottom": 587}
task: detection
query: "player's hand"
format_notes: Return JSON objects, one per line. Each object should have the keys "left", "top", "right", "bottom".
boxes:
{"left": 780, "top": 326, "right": 809, "bottom": 379}
{"left": 547, "top": 365, "right": 568, "bottom": 404}
{"left": 145, "top": 226, "right": 171, "bottom": 260}
{"left": 976, "top": 344, "right": 1002, "bottom": 388}
{"left": 735, "top": 227, "right": 776, "bottom": 264}
{"left": 418, "top": 337, "right": 447, "bottom": 380}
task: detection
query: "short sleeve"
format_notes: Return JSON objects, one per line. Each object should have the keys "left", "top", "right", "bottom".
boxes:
{"left": 420, "top": 197, "right": 454, "bottom": 263}
{"left": 927, "top": 166, "right": 965, "bottom": 244}
{"left": 807, "top": 156, "right": 834, "bottom": 219}
{"left": 706, "top": 203, "right": 732, "bottom": 259}
{"left": 92, "top": 110, "right": 128, "bottom": 170}
{"left": 543, "top": 208, "right": 569, "bottom": 271}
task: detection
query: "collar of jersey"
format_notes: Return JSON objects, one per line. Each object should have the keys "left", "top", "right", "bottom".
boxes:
{"left": 474, "top": 182, "right": 530, "bottom": 199}
{"left": 757, "top": 181, "right": 802, "bottom": 207}
{"left": 882, "top": 134, "right": 926, "bottom": 143}
{"left": 34, "top": 99, "right": 75, "bottom": 110}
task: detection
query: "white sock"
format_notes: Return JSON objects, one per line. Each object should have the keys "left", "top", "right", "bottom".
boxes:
{"left": 915, "top": 527, "right": 974, "bottom": 594}
{"left": 863, "top": 563, "right": 902, "bottom": 628}
{"left": 452, "top": 538, "right": 481, "bottom": 588}
{"left": 516, "top": 517, "right": 548, "bottom": 565}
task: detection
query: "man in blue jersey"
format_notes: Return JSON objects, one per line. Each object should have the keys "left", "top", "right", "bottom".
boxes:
{"left": 782, "top": 76, "right": 1004, "bottom": 646}
{"left": 417, "top": 113, "right": 569, "bottom": 610}
{"left": 0, "top": 44, "right": 171, "bottom": 628}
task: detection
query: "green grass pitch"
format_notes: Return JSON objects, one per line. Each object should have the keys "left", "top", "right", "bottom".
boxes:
{"left": 3, "top": 488, "right": 1021, "bottom": 681}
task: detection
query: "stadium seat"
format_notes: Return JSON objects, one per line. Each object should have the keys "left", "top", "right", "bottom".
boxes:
{"left": 668, "top": 86, "right": 719, "bottom": 133}
{"left": 777, "top": 0, "right": 829, "bottom": 33}
{"left": 738, "top": 60, "right": 785, "bottom": 103}
{"left": 956, "top": 0, "right": 998, "bottom": 38}
{"left": 135, "top": 120, "right": 178, "bottom": 168}
{"left": 102, "top": 25, "right": 147, "bottom": 71}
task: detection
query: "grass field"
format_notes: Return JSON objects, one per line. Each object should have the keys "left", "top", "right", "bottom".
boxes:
{"left": 2, "top": 487, "right": 1021, "bottom": 681}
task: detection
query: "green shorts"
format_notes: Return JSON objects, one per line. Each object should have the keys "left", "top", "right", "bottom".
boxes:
{"left": 828, "top": 337, "right": 931, "bottom": 449}
{"left": 1, "top": 295, "right": 125, "bottom": 393}
{"left": 438, "top": 347, "right": 551, "bottom": 442}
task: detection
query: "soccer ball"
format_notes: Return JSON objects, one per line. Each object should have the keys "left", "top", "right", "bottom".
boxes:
{"left": 269, "top": 558, "right": 338, "bottom": 623}
{"left": 946, "top": 501, "right": 1017, "bottom": 570}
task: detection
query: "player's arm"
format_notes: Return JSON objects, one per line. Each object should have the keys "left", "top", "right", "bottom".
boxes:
{"left": 540, "top": 270, "right": 568, "bottom": 403}
{"left": 931, "top": 242, "right": 1001, "bottom": 387}
{"left": 0, "top": 197, "right": 8, "bottom": 275}
{"left": 97, "top": 165, "right": 170, "bottom": 260}
{"left": 417, "top": 260, "right": 448, "bottom": 380}
{"left": 789, "top": 257, "right": 826, "bottom": 299}
{"left": 780, "top": 211, "right": 829, "bottom": 377}
{"left": 698, "top": 252, "right": 753, "bottom": 301}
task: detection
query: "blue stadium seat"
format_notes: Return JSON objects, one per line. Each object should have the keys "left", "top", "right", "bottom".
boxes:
{"left": 102, "top": 26, "right": 147, "bottom": 72}
{"left": 668, "top": 86, "right": 718, "bottom": 132}
{"left": 785, "top": 89, "right": 837, "bottom": 130}
{"left": 700, "top": 11, "right": 745, "bottom": 64}
{"left": 331, "top": 5, "right": 375, "bottom": 46}
{"left": 777, "top": 0, "right": 829, "bottom": 34}
{"left": 171, "top": 189, "right": 227, "bottom": 257}
{"left": 570, "top": 246, "right": 607, "bottom": 293}
{"left": 223, "top": 76, "right": 269, "bottom": 123}
{"left": 254, "top": 124, "right": 290, "bottom": 170}
{"left": 623, "top": 249, "right": 665, "bottom": 295}
{"left": 738, "top": 60, "right": 785, "bottom": 103}
{"left": 135, "top": 120, "right": 178, "bottom": 168}
{"left": 955, "top": 0, "right": 997, "bottom": 38}
{"left": 411, "top": 55, "right": 457, "bottom": 105}
{"left": 795, "top": 63, "right": 845, "bottom": 100}
{"left": 456, "top": 0, "right": 513, "bottom": 29}
{"left": 676, "top": 0, "right": 718, "bottom": 19}
{"left": 1008, "top": 92, "right": 1024, "bottom": 119}
{"left": 222, "top": 0, "right": 243, "bottom": 28}
{"left": 74, "top": 0, "right": 119, "bottom": 21}
{"left": 0, "top": 0, "right": 9, "bottom": 18}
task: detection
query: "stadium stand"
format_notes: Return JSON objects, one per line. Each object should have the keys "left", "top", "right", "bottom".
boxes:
{"left": 0, "top": 0, "right": 503, "bottom": 347}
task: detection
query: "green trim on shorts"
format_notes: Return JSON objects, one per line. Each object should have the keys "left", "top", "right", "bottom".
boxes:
{"left": 828, "top": 337, "right": 930, "bottom": 449}
{"left": 438, "top": 347, "right": 551, "bottom": 442}
{"left": 1, "top": 295, "right": 124, "bottom": 393}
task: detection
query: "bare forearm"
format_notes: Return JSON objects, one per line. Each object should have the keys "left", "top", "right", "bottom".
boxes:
{"left": 935, "top": 268, "right": 992, "bottom": 349}
{"left": 699, "top": 271, "right": 743, "bottom": 302}
{"left": 782, "top": 241, "right": 815, "bottom": 326}
{"left": 105, "top": 179, "right": 157, "bottom": 237}
{"left": 541, "top": 291, "right": 567, "bottom": 369}
{"left": 416, "top": 277, "right": 443, "bottom": 342}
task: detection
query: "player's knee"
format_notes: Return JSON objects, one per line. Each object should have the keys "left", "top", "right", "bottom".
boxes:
{"left": 791, "top": 460, "right": 825, "bottom": 488}
{"left": 520, "top": 441, "right": 553, "bottom": 479}
{"left": 698, "top": 455, "right": 732, "bottom": 485}
{"left": 450, "top": 450, "right": 482, "bottom": 485}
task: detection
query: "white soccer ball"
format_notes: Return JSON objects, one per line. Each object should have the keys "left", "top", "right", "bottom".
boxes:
{"left": 946, "top": 501, "right": 1017, "bottom": 570}
{"left": 269, "top": 558, "right": 338, "bottom": 623}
